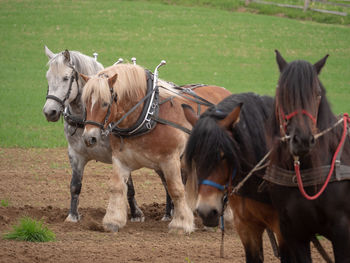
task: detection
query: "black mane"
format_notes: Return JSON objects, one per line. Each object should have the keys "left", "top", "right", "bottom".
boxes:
{"left": 185, "top": 92, "right": 273, "bottom": 182}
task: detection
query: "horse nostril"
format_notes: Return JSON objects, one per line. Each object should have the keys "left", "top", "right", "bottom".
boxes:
{"left": 49, "top": 110, "right": 57, "bottom": 117}
{"left": 90, "top": 137, "right": 97, "bottom": 145}
{"left": 208, "top": 209, "right": 219, "bottom": 219}
{"left": 292, "top": 135, "right": 301, "bottom": 145}
{"left": 310, "top": 135, "right": 315, "bottom": 146}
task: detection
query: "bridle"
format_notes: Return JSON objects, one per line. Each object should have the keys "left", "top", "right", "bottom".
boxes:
{"left": 198, "top": 168, "right": 237, "bottom": 258}
{"left": 276, "top": 84, "right": 322, "bottom": 140}
{"left": 199, "top": 168, "right": 237, "bottom": 215}
{"left": 46, "top": 63, "right": 79, "bottom": 111}
{"left": 84, "top": 84, "right": 118, "bottom": 130}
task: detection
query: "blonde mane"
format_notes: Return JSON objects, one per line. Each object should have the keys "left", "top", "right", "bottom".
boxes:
{"left": 82, "top": 63, "right": 182, "bottom": 108}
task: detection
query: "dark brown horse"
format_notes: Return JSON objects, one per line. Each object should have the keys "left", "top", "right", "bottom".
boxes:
{"left": 183, "top": 93, "right": 284, "bottom": 262}
{"left": 264, "top": 50, "right": 350, "bottom": 262}
{"left": 80, "top": 63, "right": 231, "bottom": 233}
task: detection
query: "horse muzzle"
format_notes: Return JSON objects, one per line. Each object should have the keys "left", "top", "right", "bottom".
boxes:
{"left": 196, "top": 204, "right": 220, "bottom": 227}
{"left": 43, "top": 105, "right": 61, "bottom": 122}
{"left": 290, "top": 133, "right": 315, "bottom": 157}
{"left": 82, "top": 128, "right": 100, "bottom": 147}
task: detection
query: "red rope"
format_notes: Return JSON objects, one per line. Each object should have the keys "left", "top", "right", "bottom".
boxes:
{"left": 294, "top": 113, "right": 349, "bottom": 200}
{"left": 285, "top": 110, "right": 317, "bottom": 124}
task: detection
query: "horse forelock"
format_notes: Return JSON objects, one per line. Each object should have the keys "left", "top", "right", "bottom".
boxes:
{"left": 82, "top": 77, "right": 111, "bottom": 112}
{"left": 185, "top": 113, "right": 238, "bottom": 182}
{"left": 186, "top": 93, "right": 271, "bottom": 182}
{"left": 276, "top": 60, "right": 321, "bottom": 118}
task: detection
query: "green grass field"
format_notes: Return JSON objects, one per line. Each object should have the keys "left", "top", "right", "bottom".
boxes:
{"left": 0, "top": 0, "right": 349, "bottom": 147}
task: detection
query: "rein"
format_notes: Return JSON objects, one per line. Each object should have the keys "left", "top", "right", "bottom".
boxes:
{"left": 293, "top": 113, "right": 350, "bottom": 200}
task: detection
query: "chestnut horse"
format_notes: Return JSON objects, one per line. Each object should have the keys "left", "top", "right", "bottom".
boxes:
{"left": 264, "top": 50, "right": 350, "bottom": 262}
{"left": 80, "top": 63, "right": 231, "bottom": 232}
{"left": 183, "top": 93, "right": 284, "bottom": 262}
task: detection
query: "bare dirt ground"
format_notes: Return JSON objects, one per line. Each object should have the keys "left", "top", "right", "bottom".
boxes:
{"left": 0, "top": 148, "right": 333, "bottom": 263}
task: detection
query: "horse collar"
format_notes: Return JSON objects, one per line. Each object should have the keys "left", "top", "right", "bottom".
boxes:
{"left": 106, "top": 70, "right": 160, "bottom": 137}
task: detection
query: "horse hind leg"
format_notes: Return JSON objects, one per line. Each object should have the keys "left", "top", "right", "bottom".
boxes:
{"left": 161, "top": 159, "right": 194, "bottom": 233}
{"left": 127, "top": 175, "right": 145, "bottom": 222}
{"left": 65, "top": 149, "right": 87, "bottom": 222}
{"left": 156, "top": 170, "right": 174, "bottom": 221}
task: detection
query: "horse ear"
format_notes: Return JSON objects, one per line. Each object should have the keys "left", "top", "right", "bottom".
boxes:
{"left": 314, "top": 54, "right": 329, "bottom": 75}
{"left": 275, "top": 50, "right": 287, "bottom": 72}
{"left": 80, "top": 73, "right": 90, "bottom": 83}
{"left": 63, "top": 49, "right": 70, "bottom": 62}
{"left": 108, "top": 73, "right": 118, "bottom": 88}
{"left": 218, "top": 103, "right": 242, "bottom": 130}
{"left": 182, "top": 104, "right": 198, "bottom": 127}
{"left": 44, "top": 45, "right": 55, "bottom": 60}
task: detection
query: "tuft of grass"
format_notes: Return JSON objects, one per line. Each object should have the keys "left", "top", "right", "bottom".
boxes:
{"left": 3, "top": 217, "right": 56, "bottom": 242}
{"left": 1, "top": 199, "right": 10, "bottom": 207}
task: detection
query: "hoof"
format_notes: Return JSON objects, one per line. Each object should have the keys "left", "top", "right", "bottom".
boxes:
{"left": 130, "top": 208, "right": 145, "bottom": 223}
{"left": 203, "top": 226, "right": 218, "bottom": 232}
{"left": 65, "top": 213, "right": 80, "bottom": 223}
{"left": 161, "top": 214, "right": 172, "bottom": 221}
{"left": 168, "top": 228, "right": 185, "bottom": 235}
{"left": 103, "top": 223, "right": 119, "bottom": 232}
{"left": 130, "top": 215, "right": 145, "bottom": 222}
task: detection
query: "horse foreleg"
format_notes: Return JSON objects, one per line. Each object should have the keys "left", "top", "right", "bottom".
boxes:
{"left": 156, "top": 170, "right": 174, "bottom": 221}
{"left": 102, "top": 157, "right": 129, "bottom": 232}
{"left": 330, "top": 219, "right": 350, "bottom": 263}
{"left": 127, "top": 175, "right": 145, "bottom": 222}
{"left": 161, "top": 159, "right": 194, "bottom": 233}
{"left": 65, "top": 148, "right": 87, "bottom": 222}
{"left": 233, "top": 217, "right": 265, "bottom": 263}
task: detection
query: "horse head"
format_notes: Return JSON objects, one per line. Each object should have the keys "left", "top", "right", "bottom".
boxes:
{"left": 183, "top": 103, "right": 241, "bottom": 227}
{"left": 274, "top": 50, "right": 329, "bottom": 158}
{"left": 81, "top": 72, "right": 118, "bottom": 147}
{"left": 42, "top": 46, "right": 103, "bottom": 122}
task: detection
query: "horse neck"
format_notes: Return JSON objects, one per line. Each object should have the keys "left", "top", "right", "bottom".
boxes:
{"left": 68, "top": 54, "right": 103, "bottom": 117}
{"left": 114, "top": 94, "right": 145, "bottom": 128}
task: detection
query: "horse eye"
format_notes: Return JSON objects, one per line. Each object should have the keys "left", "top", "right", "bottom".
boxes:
{"left": 102, "top": 102, "right": 109, "bottom": 108}
{"left": 63, "top": 76, "right": 69, "bottom": 81}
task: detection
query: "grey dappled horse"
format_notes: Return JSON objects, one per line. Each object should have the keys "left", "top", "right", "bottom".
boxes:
{"left": 42, "top": 46, "right": 173, "bottom": 223}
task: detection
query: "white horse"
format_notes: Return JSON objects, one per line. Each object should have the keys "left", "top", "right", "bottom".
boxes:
{"left": 43, "top": 46, "right": 150, "bottom": 222}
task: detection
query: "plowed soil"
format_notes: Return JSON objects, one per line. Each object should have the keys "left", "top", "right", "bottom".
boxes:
{"left": 0, "top": 148, "right": 332, "bottom": 262}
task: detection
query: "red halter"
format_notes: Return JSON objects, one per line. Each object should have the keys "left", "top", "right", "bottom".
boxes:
{"left": 278, "top": 108, "right": 317, "bottom": 136}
